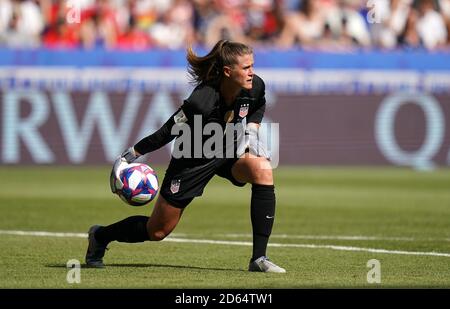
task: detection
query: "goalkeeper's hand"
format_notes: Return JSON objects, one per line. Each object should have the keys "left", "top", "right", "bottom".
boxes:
{"left": 109, "top": 146, "right": 140, "bottom": 194}
{"left": 237, "top": 124, "right": 271, "bottom": 160}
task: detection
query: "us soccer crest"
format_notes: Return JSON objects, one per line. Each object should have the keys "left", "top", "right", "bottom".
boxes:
{"left": 239, "top": 104, "right": 249, "bottom": 118}
{"left": 170, "top": 179, "right": 181, "bottom": 194}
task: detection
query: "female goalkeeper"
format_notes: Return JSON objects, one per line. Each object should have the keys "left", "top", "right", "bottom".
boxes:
{"left": 85, "top": 40, "right": 285, "bottom": 273}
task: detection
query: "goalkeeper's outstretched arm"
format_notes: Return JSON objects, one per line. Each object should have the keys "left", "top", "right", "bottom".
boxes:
{"left": 133, "top": 110, "right": 180, "bottom": 155}
{"left": 110, "top": 109, "right": 183, "bottom": 193}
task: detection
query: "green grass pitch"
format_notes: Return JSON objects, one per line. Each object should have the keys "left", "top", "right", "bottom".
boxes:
{"left": 0, "top": 166, "right": 449, "bottom": 288}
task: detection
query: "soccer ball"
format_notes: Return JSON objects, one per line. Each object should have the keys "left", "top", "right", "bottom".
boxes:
{"left": 117, "top": 163, "right": 158, "bottom": 206}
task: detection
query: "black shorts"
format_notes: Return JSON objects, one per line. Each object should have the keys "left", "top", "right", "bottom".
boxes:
{"left": 159, "top": 157, "right": 246, "bottom": 208}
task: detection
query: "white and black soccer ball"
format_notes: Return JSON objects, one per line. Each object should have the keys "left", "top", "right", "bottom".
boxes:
{"left": 117, "top": 163, "right": 159, "bottom": 206}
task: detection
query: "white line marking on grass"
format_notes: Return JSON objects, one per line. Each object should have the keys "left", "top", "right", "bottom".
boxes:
{"left": 1, "top": 230, "right": 450, "bottom": 258}
{"left": 218, "top": 233, "right": 417, "bottom": 241}
{"left": 266, "top": 243, "right": 450, "bottom": 258}
{"left": 165, "top": 238, "right": 450, "bottom": 258}
{"left": 0, "top": 230, "right": 87, "bottom": 238}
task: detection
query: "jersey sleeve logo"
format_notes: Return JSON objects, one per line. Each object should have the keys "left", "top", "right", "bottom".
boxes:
{"left": 239, "top": 104, "right": 249, "bottom": 118}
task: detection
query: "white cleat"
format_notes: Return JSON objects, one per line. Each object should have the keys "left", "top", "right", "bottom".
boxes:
{"left": 248, "top": 256, "right": 286, "bottom": 273}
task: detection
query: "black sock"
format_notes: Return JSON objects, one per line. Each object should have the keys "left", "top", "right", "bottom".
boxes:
{"left": 250, "top": 184, "right": 275, "bottom": 261}
{"left": 94, "top": 216, "right": 150, "bottom": 244}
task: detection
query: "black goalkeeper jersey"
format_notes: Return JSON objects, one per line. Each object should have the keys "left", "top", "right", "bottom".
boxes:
{"left": 134, "top": 74, "right": 266, "bottom": 159}
{"left": 182, "top": 74, "right": 266, "bottom": 127}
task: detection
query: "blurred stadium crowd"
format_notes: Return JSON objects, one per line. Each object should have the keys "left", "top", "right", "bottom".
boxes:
{"left": 0, "top": 0, "right": 449, "bottom": 51}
